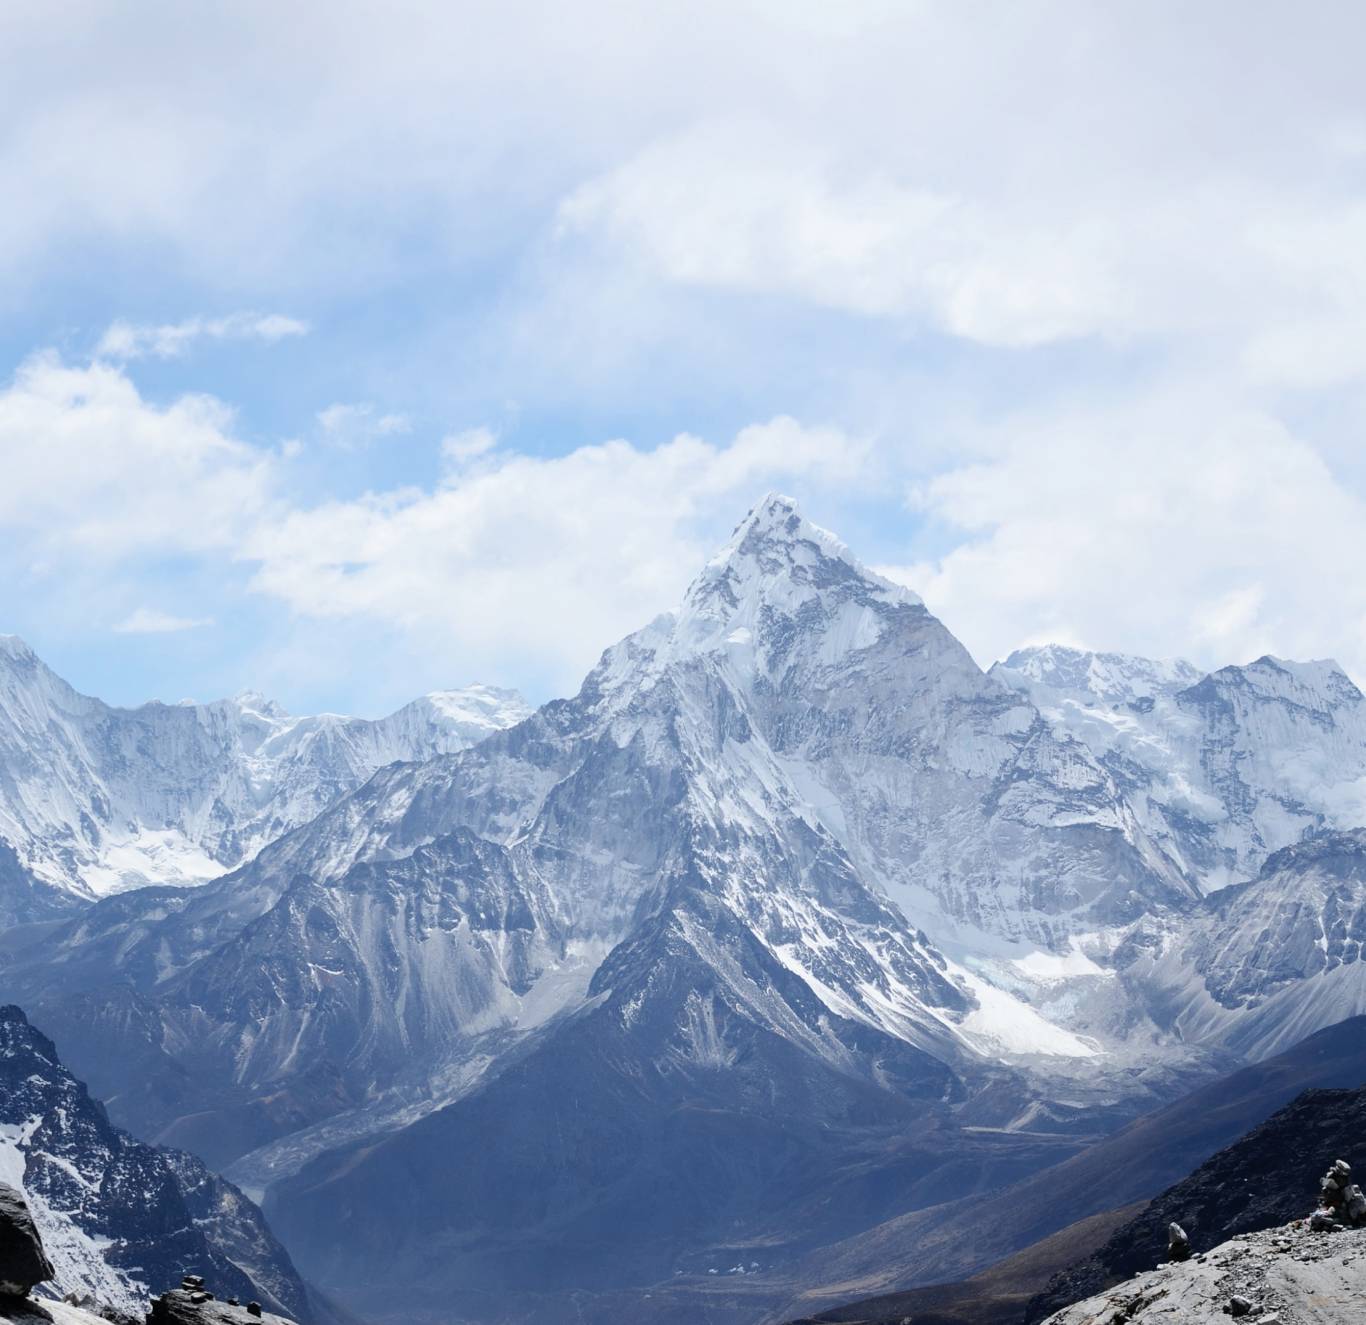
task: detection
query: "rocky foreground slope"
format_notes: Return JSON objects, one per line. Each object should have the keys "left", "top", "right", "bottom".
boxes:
{"left": 1040, "top": 1223, "right": 1366, "bottom": 1324}
{"left": 1027, "top": 1085, "right": 1366, "bottom": 1320}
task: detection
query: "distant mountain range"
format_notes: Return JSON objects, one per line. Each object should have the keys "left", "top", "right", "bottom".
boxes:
{"left": 0, "top": 632, "right": 528, "bottom": 912}
{"left": 2, "top": 495, "right": 1365, "bottom": 1323}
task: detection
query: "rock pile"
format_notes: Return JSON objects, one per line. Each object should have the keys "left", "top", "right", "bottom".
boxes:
{"left": 1308, "top": 1158, "right": 1366, "bottom": 1233}
{"left": 147, "top": 1280, "right": 285, "bottom": 1324}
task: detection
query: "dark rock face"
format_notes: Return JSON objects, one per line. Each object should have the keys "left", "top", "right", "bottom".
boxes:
{"left": 156, "top": 1152, "right": 310, "bottom": 1324}
{"left": 0, "top": 1183, "right": 53, "bottom": 1298}
{"left": 1025, "top": 1084, "right": 1366, "bottom": 1322}
{"left": 0, "top": 1006, "right": 309, "bottom": 1321}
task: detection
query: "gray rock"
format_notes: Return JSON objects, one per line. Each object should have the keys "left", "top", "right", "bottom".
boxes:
{"left": 1168, "top": 1221, "right": 1192, "bottom": 1262}
{"left": 1314, "top": 1157, "right": 1366, "bottom": 1230}
{"left": 1310, "top": 1207, "right": 1341, "bottom": 1232}
{"left": 0, "top": 1182, "right": 54, "bottom": 1298}
{"left": 1346, "top": 1185, "right": 1366, "bottom": 1222}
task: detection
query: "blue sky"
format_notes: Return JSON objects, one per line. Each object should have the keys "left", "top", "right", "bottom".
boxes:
{"left": 5, "top": 2, "right": 1366, "bottom": 715}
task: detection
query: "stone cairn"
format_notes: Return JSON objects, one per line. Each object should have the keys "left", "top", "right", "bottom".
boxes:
{"left": 1309, "top": 1158, "right": 1366, "bottom": 1233}
{"left": 147, "top": 1274, "right": 265, "bottom": 1320}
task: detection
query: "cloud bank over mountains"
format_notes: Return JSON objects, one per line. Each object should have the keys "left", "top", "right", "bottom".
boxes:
{"left": 3, "top": 2, "right": 1366, "bottom": 708}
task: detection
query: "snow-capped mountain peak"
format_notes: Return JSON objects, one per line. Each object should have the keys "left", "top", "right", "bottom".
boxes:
{"left": 1195, "top": 653, "right": 1363, "bottom": 713}
{"left": 416, "top": 684, "right": 534, "bottom": 735}
{"left": 990, "top": 642, "right": 1366, "bottom": 895}
{"left": 685, "top": 492, "right": 921, "bottom": 628}
{"left": 230, "top": 689, "right": 292, "bottom": 724}
{"left": 599, "top": 495, "right": 926, "bottom": 696}
{"left": 0, "top": 634, "right": 37, "bottom": 662}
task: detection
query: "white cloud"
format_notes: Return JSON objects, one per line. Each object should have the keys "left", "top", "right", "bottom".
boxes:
{"left": 246, "top": 416, "right": 871, "bottom": 687}
{"left": 96, "top": 312, "right": 308, "bottom": 361}
{"left": 0, "top": 350, "right": 873, "bottom": 692}
{"left": 0, "top": 354, "right": 273, "bottom": 559}
{"left": 440, "top": 427, "right": 498, "bottom": 470}
{"left": 557, "top": 121, "right": 1366, "bottom": 374}
{"left": 8, "top": 348, "right": 1366, "bottom": 707}
{"left": 878, "top": 393, "right": 1366, "bottom": 681}
{"left": 316, "top": 403, "right": 412, "bottom": 448}
{"left": 558, "top": 122, "right": 1124, "bottom": 349}
{"left": 113, "top": 608, "right": 213, "bottom": 634}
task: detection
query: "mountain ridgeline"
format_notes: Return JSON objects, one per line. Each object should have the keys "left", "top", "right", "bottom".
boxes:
{"left": 0, "top": 1004, "right": 311, "bottom": 1321}
{"left": 1, "top": 495, "right": 1365, "bottom": 1323}
{"left": 0, "top": 633, "right": 529, "bottom": 910}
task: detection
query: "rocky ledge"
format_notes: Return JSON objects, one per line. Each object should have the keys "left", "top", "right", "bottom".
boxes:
{"left": 1041, "top": 1222, "right": 1366, "bottom": 1323}
{"left": 147, "top": 1282, "right": 293, "bottom": 1325}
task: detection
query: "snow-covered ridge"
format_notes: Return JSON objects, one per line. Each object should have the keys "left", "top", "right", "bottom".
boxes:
{"left": 0, "top": 1004, "right": 308, "bottom": 1319}
{"left": 991, "top": 644, "right": 1366, "bottom": 894}
{"left": 995, "top": 643, "right": 1203, "bottom": 706}
{"left": 0, "top": 639, "right": 530, "bottom": 902}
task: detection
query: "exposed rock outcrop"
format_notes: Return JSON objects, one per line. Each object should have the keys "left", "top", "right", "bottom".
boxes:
{"left": 147, "top": 1276, "right": 294, "bottom": 1325}
{"left": 1040, "top": 1223, "right": 1366, "bottom": 1323}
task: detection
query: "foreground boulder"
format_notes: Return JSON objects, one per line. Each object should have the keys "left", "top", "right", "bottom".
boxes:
{"left": 0, "top": 1184, "right": 53, "bottom": 1300}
